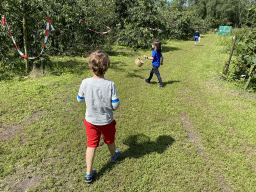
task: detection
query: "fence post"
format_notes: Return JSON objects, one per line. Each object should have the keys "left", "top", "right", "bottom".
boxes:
{"left": 244, "top": 65, "right": 256, "bottom": 90}
{"left": 223, "top": 35, "right": 236, "bottom": 75}
{"left": 40, "top": 57, "right": 44, "bottom": 75}
{"left": 33, "top": 61, "right": 36, "bottom": 71}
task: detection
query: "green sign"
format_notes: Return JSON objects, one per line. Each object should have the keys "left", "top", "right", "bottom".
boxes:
{"left": 218, "top": 26, "right": 232, "bottom": 36}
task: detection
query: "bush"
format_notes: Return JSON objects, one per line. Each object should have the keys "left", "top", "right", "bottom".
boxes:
{"left": 220, "top": 28, "right": 256, "bottom": 83}
{"left": 216, "top": 27, "right": 252, "bottom": 55}
{"left": 216, "top": 34, "right": 233, "bottom": 53}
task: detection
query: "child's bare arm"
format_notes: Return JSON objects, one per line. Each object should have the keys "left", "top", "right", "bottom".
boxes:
{"left": 143, "top": 55, "right": 154, "bottom": 60}
{"left": 161, "top": 56, "right": 164, "bottom": 65}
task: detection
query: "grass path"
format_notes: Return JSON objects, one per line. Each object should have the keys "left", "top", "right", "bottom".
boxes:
{"left": 1, "top": 34, "right": 256, "bottom": 191}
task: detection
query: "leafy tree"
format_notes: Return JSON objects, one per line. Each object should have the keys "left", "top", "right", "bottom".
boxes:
{"left": 107, "top": 0, "right": 168, "bottom": 50}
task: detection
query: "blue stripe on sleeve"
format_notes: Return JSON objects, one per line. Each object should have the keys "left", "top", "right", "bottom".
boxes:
{"left": 77, "top": 95, "right": 84, "bottom": 99}
{"left": 112, "top": 99, "right": 119, "bottom": 103}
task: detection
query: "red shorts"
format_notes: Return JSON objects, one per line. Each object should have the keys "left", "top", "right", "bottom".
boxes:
{"left": 84, "top": 119, "right": 116, "bottom": 148}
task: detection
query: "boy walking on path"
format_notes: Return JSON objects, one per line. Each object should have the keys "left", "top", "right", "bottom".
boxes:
{"left": 194, "top": 29, "right": 200, "bottom": 45}
{"left": 77, "top": 50, "right": 120, "bottom": 183}
{"left": 144, "top": 40, "right": 164, "bottom": 87}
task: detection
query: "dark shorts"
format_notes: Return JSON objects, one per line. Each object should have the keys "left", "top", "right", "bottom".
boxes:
{"left": 194, "top": 36, "right": 199, "bottom": 42}
{"left": 84, "top": 119, "right": 116, "bottom": 148}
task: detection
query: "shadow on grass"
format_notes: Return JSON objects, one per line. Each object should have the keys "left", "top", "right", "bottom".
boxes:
{"left": 149, "top": 80, "right": 180, "bottom": 86}
{"left": 110, "top": 61, "right": 127, "bottom": 72}
{"left": 162, "top": 46, "right": 181, "bottom": 53}
{"left": 0, "top": 72, "right": 14, "bottom": 81}
{"left": 125, "top": 72, "right": 144, "bottom": 79}
{"left": 49, "top": 59, "right": 127, "bottom": 75}
{"left": 93, "top": 134, "right": 175, "bottom": 183}
{"left": 31, "top": 58, "right": 90, "bottom": 76}
{"left": 134, "top": 68, "right": 148, "bottom": 73}
{"left": 105, "top": 50, "right": 138, "bottom": 57}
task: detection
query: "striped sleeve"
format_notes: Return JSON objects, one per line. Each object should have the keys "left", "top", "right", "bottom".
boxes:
{"left": 77, "top": 81, "right": 85, "bottom": 103}
{"left": 111, "top": 83, "right": 120, "bottom": 111}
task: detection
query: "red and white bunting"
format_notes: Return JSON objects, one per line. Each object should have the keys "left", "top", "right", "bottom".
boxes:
{"left": 2, "top": 15, "right": 5, "bottom": 27}
{"left": 1, "top": 11, "right": 54, "bottom": 59}
{"left": 147, "top": 27, "right": 164, "bottom": 32}
{"left": 79, "top": 20, "right": 111, "bottom": 34}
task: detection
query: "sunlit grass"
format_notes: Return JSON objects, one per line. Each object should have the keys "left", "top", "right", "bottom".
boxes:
{"left": 0, "top": 34, "right": 256, "bottom": 191}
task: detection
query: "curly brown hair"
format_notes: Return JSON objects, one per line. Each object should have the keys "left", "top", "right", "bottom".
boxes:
{"left": 88, "top": 50, "right": 110, "bottom": 76}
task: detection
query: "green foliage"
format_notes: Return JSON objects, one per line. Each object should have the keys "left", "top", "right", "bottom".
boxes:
{"left": 2, "top": 0, "right": 256, "bottom": 79}
{"left": 216, "top": 34, "right": 233, "bottom": 53}
{"left": 218, "top": 27, "right": 256, "bottom": 81}
{"left": 232, "top": 29, "right": 256, "bottom": 79}
{"left": 185, "top": 0, "right": 256, "bottom": 29}
{"left": 115, "top": 0, "right": 168, "bottom": 49}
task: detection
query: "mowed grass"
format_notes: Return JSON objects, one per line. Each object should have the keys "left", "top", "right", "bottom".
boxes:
{"left": 0, "top": 34, "right": 256, "bottom": 191}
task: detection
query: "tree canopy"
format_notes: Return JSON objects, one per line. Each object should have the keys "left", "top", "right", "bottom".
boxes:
{"left": 1, "top": 0, "right": 256, "bottom": 74}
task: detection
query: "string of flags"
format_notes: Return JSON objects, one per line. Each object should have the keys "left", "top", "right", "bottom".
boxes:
{"left": 1, "top": 11, "right": 54, "bottom": 59}
{"left": 147, "top": 27, "right": 164, "bottom": 32}
{"left": 79, "top": 19, "right": 111, "bottom": 34}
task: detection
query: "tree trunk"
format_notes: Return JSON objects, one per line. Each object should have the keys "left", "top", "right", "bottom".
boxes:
{"left": 21, "top": 2, "right": 28, "bottom": 74}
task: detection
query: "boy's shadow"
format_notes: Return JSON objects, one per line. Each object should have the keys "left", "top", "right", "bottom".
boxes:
{"left": 93, "top": 134, "right": 175, "bottom": 182}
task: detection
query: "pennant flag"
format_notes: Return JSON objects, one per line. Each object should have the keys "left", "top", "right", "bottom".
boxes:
{"left": 1, "top": 11, "right": 55, "bottom": 59}
{"left": 80, "top": 20, "right": 111, "bottom": 34}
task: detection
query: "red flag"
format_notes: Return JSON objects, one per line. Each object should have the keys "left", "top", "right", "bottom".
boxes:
{"left": 2, "top": 15, "right": 5, "bottom": 27}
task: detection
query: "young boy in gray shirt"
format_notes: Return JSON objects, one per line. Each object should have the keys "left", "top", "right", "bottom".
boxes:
{"left": 77, "top": 50, "right": 120, "bottom": 183}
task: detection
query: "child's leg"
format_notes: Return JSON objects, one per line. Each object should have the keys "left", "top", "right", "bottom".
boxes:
{"left": 147, "top": 68, "right": 154, "bottom": 82}
{"left": 86, "top": 147, "right": 96, "bottom": 175}
{"left": 153, "top": 67, "right": 163, "bottom": 86}
{"left": 101, "top": 120, "right": 117, "bottom": 157}
{"left": 107, "top": 142, "right": 116, "bottom": 157}
{"left": 84, "top": 119, "right": 101, "bottom": 175}
{"left": 195, "top": 37, "right": 198, "bottom": 45}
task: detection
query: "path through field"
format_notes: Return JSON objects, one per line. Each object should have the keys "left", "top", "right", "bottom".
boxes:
{"left": 1, "top": 34, "right": 256, "bottom": 191}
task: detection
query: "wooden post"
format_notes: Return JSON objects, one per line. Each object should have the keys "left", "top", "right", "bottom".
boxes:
{"left": 40, "top": 58, "right": 44, "bottom": 75}
{"left": 223, "top": 35, "right": 236, "bottom": 75}
{"left": 33, "top": 61, "right": 36, "bottom": 71}
{"left": 244, "top": 65, "right": 256, "bottom": 90}
{"left": 21, "top": 2, "right": 29, "bottom": 75}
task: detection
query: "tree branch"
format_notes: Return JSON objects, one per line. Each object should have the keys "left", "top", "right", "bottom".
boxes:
{"left": 29, "top": 5, "right": 41, "bottom": 15}
{"left": 8, "top": 1, "right": 22, "bottom": 12}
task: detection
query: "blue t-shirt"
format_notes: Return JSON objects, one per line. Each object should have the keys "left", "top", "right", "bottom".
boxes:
{"left": 194, "top": 32, "right": 200, "bottom": 37}
{"left": 152, "top": 49, "right": 162, "bottom": 67}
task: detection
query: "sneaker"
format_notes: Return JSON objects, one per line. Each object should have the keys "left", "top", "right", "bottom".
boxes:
{"left": 111, "top": 150, "right": 120, "bottom": 163}
{"left": 145, "top": 79, "right": 150, "bottom": 83}
{"left": 158, "top": 84, "right": 164, "bottom": 88}
{"left": 85, "top": 169, "right": 96, "bottom": 183}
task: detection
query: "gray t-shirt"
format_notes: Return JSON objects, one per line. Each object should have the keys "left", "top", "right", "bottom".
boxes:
{"left": 77, "top": 78, "right": 120, "bottom": 125}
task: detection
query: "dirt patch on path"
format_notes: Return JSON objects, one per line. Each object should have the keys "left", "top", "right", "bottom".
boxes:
{"left": 180, "top": 113, "right": 233, "bottom": 192}
{"left": 0, "top": 111, "right": 43, "bottom": 142}
{"left": 0, "top": 163, "right": 43, "bottom": 191}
